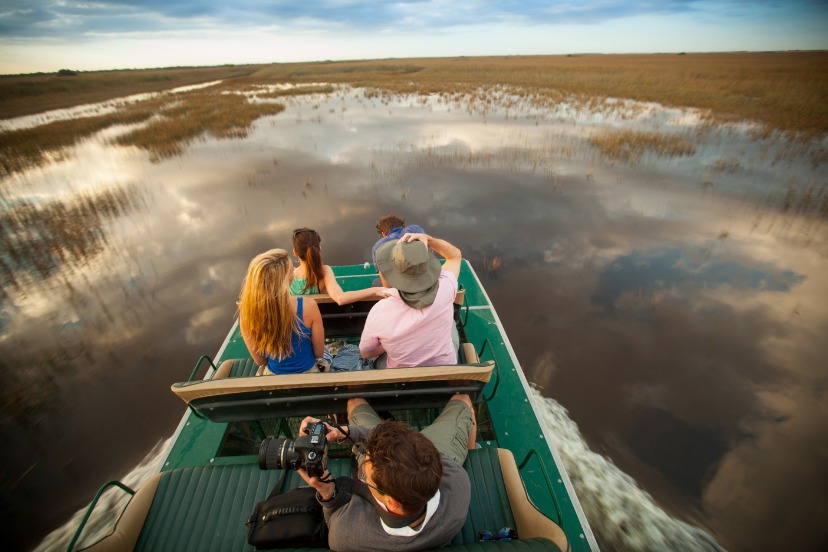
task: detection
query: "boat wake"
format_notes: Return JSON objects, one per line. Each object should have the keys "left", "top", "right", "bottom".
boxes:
{"left": 531, "top": 386, "right": 726, "bottom": 551}
{"left": 33, "top": 437, "right": 172, "bottom": 552}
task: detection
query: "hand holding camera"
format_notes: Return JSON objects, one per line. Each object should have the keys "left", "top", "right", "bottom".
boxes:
{"left": 299, "top": 417, "right": 348, "bottom": 442}
{"left": 258, "top": 421, "right": 330, "bottom": 479}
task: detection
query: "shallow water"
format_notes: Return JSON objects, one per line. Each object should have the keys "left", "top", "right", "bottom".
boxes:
{"left": 2, "top": 86, "right": 826, "bottom": 551}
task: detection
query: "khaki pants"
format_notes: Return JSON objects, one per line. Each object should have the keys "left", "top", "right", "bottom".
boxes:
{"left": 350, "top": 399, "right": 473, "bottom": 465}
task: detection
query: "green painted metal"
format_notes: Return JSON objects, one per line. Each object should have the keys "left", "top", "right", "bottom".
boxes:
{"left": 187, "top": 355, "right": 217, "bottom": 382}
{"left": 67, "top": 481, "right": 135, "bottom": 552}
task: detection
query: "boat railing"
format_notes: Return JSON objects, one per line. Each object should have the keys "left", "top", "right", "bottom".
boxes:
{"left": 186, "top": 354, "right": 218, "bottom": 382}
{"left": 66, "top": 481, "right": 135, "bottom": 552}
{"left": 518, "top": 449, "right": 565, "bottom": 526}
{"left": 469, "top": 338, "right": 566, "bottom": 535}
{"left": 476, "top": 338, "right": 503, "bottom": 401}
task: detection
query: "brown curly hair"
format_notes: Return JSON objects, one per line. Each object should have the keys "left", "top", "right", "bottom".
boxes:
{"left": 375, "top": 214, "right": 405, "bottom": 236}
{"left": 364, "top": 421, "right": 443, "bottom": 514}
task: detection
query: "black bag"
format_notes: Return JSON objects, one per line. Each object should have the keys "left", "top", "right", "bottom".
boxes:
{"left": 246, "top": 470, "right": 328, "bottom": 549}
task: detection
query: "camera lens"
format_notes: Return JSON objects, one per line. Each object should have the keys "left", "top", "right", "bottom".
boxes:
{"left": 258, "top": 437, "right": 294, "bottom": 470}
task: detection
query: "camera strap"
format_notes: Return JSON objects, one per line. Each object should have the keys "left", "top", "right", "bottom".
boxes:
{"left": 334, "top": 476, "right": 427, "bottom": 529}
{"left": 266, "top": 469, "right": 288, "bottom": 499}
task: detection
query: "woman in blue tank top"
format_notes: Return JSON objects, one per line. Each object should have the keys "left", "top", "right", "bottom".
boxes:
{"left": 238, "top": 248, "right": 325, "bottom": 374}
{"left": 291, "top": 228, "right": 389, "bottom": 304}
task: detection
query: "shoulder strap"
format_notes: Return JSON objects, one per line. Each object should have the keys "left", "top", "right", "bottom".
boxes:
{"left": 266, "top": 469, "right": 289, "bottom": 500}
{"left": 296, "top": 296, "right": 304, "bottom": 317}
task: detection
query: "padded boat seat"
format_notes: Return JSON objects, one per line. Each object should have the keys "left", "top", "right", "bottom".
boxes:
{"left": 212, "top": 342, "right": 480, "bottom": 382}
{"left": 79, "top": 449, "right": 565, "bottom": 552}
{"left": 214, "top": 358, "right": 259, "bottom": 378}
{"left": 172, "top": 361, "right": 495, "bottom": 423}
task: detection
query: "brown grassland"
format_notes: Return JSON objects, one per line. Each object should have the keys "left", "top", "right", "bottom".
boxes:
{"left": 253, "top": 52, "right": 828, "bottom": 138}
{"left": 3, "top": 53, "right": 827, "bottom": 135}
{"left": 0, "top": 91, "right": 285, "bottom": 175}
{"left": 0, "top": 65, "right": 260, "bottom": 118}
{"left": 1, "top": 52, "right": 826, "bottom": 178}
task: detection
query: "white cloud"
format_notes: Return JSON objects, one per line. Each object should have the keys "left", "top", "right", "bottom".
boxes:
{"left": 1, "top": 1, "right": 826, "bottom": 73}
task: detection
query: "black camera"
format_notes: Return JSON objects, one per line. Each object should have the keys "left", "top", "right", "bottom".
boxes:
{"left": 258, "top": 422, "right": 329, "bottom": 479}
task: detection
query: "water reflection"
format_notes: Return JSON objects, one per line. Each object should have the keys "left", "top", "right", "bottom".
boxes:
{"left": 1, "top": 85, "right": 826, "bottom": 551}
{"left": 592, "top": 246, "right": 805, "bottom": 313}
{"left": 0, "top": 185, "right": 145, "bottom": 295}
{"left": 0, "top": 184, "right": 149, "bottom": 421}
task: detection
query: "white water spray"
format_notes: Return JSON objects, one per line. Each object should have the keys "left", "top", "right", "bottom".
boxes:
{"left": 33, "top": 437, "right": 172, "bottom": 552}
{"left": 531, "top": 386, "right": 726, "bottom": 551}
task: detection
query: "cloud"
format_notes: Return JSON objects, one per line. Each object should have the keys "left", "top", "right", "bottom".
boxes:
{"left": 1, "top": 0, "right": 819, "bottom": 39}
{"left": 1, "top": 0, "right": 826, "bottom": 73}
{"left": 592, "top": 246, "right": 806, "bottom": 314}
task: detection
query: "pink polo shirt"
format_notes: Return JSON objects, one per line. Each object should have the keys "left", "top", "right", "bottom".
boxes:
{"left": 360, "top": 272, "right": 458, "bottom": 368}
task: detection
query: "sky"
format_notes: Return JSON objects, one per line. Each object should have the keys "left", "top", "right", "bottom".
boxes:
{"left": 1, "top": 0, "right": 827, "bottom": 74}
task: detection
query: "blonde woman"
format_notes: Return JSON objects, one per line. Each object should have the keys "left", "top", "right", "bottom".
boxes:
{"left": 238, "top": 248, "right": 325, "bottom": 374}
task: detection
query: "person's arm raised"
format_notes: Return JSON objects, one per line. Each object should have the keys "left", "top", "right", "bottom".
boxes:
{"left": 322, "top": 265, "right": 389, "bottom": 305}
{"left": 400, "top": 233, "right": 461, "bottom": 279}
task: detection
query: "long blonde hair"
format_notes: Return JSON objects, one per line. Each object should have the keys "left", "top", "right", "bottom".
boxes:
{"left": 238, "top": 249, "right": 301, "bottom": 360}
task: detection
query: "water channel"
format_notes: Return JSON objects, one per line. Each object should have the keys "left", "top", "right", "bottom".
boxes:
{"left": 1, "top": 85, "right": 826, "bottom": 551}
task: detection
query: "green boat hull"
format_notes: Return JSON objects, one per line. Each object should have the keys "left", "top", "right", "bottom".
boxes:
{"left": 160, "top": 260, "right": 596, "bottom": 550}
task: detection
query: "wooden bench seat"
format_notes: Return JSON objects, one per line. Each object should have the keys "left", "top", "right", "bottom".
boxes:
{"left": 171, "top": 360, "right": 495, "bottom": 422}
{"left": 77, "top": 448, "right": 566, "bottom": 552}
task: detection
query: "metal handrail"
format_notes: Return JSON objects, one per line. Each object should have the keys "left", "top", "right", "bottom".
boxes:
{"left": 461, "top": 286, "right": 470, "bottom": 327}
{"left": 478, "top": 339, "right": 501, "bottom": 401}
{"left": 188, "top": 355, "right": 217, "bottom": 382}
{"left": 518, "top": 448, "right": 564, "bottom": 525}
{"left": 67, "top": 480, "right": 136, "bottom": 552}
{"left": 477, "top": 338, "right": 492, "bottom": 361}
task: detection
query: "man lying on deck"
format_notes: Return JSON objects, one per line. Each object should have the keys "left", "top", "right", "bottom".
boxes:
{"left": 297, "top": 394, "right": 477, "bottom": 552}
{"left": 359, "top": 233, "right": 461, "bottom": 368}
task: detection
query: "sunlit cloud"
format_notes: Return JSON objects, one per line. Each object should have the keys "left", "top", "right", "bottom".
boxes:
{"left": 0, "top": 1, "right": 826, "bottom": 73}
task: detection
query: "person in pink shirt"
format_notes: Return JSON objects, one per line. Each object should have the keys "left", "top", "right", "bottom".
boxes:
{"left": 360, "top": 233, "right": 461, "bottom": 368}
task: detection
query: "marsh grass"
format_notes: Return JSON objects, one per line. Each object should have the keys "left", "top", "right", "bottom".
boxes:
{"left": 0, "top": 65, "right": 259, "bottom": 119}
{"left": 1, "top": 85, "right": 291, "bottom": 174}
{"left": 3, "top": 53, "right": 826, "bottom": 136}
{"left": 0, "top": 106, "right": 158, "bottom": 176}
{"left": 249, "top": 52, "right": 828, "bottom": 138}
{"left": 0, "top": 183, "right": 148, "bottom": 423}
{"left": 253, "top": 84, "right": 335, "bottom": 99}
{"left": 711, "top": 157, "right": 742, "bottom": 173}
{"left": 483, "top": 255, "right": 502, "bottom": 273}
{"left": 115, "top": 90, "right": 285, "bottom": 161}
{"left": 0, "top": 184, "right": 143, "bottom": 296}
{"left": 2, "top": 53, "right": 826, "bottom": 177}
{"left": 589, "top": 130, "right": 696, "bottom": 162}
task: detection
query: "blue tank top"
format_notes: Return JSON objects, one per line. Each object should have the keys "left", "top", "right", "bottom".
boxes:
{"left": 267, "top": 297, "right": 316, "bottom": 374}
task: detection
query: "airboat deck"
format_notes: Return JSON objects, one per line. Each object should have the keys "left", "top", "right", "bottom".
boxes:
{"left": 69, "top": 260, "right": 598, "bottom": 551}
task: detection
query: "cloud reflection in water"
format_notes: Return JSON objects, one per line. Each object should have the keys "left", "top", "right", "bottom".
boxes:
{"left": 1, "top": 86, "right": 826, "bottom": 551}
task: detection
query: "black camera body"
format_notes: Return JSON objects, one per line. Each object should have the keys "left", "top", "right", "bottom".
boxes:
{"left": 258, "top": 422, "right": 329, "bottom": 479}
